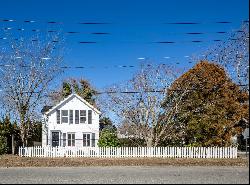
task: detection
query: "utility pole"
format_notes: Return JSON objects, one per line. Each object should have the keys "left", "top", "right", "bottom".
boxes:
{"left": 246, "top": 136, "right": 249, "bottom": 157}
{"left": 12, "top": 134, "right": 15, "bottom": 155}
{"left": 245, "top": 127, "right": 249, "bottom": 157}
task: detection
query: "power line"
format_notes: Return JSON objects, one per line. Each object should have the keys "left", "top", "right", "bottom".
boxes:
{"left": 1, "top": 18, "right": 248, "bottom": 24}
{"left": 0, "top": 84, "right": 248, "bottom": 96}
{"left": 0, "top": 37, "right": 241, "bottom": 45}
{"left": 1, "top": 26, "right": 233, "bottom": 35}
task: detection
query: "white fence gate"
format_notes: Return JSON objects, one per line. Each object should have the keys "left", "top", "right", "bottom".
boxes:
{"left": 18, "top": 146, "right": 237, "bottom": 158}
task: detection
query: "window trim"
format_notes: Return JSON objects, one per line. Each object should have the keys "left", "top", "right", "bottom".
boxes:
{"left": 80, "top": 110, "right": 87, "bottom": 124}
{"left": 67, "top": 133, "right": 75, "bottom": 147}
{"left": 83, "top": 133, "right": 91, "bottom": 147}
{"left": 61, "top": 110, "right": 69, "bottom": 124}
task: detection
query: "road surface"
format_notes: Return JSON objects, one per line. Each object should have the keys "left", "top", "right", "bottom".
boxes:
{"left": 0, "top": 166, "right": 248, "bottom": 184}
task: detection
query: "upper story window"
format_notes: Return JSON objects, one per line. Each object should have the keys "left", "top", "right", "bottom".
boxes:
{"left": 80, "top": 110, "right": 87, "bottom": 123}
{"left": 61, "top": 110, "right": 69, "bottom": 123}
{"left": 56, "top": 109, "right": 92, "bottom": 124}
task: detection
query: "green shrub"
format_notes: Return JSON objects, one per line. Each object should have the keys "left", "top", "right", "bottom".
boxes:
{"left": 0, "top": 135, "right": 8, "bottom": 155}
{"left": 98, "top": 128, "right": 120, "bottom": 147}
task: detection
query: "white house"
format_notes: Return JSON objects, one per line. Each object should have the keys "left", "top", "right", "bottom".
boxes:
{"left": 41, "top": 93, "right": 101, "bottom": 147}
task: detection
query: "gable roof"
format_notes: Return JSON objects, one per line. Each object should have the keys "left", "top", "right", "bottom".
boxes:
{"left": 43, "top": 93, "right": 101, "bottom": 115}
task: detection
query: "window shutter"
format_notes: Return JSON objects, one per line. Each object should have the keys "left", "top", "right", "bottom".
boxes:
{"left": 88, "top": 110, "right": 92, "bottom": 124}
{"left": 56, "top": 110, "right": 60, "bottom": 124}
{"left": 63, "top": 133, "right": 66, "bottom": 147}
{"left": 68, "top": 133, "right": 71, "bottom": 146}
{"left": 69, "top": 110, "right": 73, "bottom": 124}
{"left": 72, "top": 134, "right": 75, "bottom": 146}
{"left": 83, "top": 134, "right": 87, "bottom": 146}
{"left": 75, "top": 110, "right": 79, "bottom": 124}
{"left": 91, "top": 133, "right": 95, "bottom": 147}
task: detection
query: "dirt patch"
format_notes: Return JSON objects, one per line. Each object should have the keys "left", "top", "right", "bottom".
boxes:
{"left": 0, "top": 155, "right": 248, "bottom": 167}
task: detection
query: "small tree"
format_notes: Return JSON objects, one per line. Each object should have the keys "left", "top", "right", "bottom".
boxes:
{"left": 98, "top": 128, "right": 120, "bottom": 147}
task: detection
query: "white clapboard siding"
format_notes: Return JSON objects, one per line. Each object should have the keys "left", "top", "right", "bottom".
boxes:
{"left": 18, "top": 146, "right": 238, "bottom": 158}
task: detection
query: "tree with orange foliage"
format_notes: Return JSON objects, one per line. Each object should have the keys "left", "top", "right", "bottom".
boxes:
{"left": 161, "top": 61, "right": 249, "bottom": 147}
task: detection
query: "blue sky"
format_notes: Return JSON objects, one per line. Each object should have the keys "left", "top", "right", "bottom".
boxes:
{"left": 0, "top": 0, "right": 249, "bottom": 91}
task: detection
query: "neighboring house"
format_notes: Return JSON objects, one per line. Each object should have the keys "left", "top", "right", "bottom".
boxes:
{"left": 41, "top": 93, "right": 101, "bottom": 147}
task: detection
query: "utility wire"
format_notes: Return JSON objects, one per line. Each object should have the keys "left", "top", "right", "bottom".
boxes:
{"left": 0, "top": 84, "right": 248, "bottom": 96}
{"left": 1, "top": 18, "right": 248, "bottom": 24}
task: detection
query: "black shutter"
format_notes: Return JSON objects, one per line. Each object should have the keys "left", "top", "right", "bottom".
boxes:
{"left": 63, "top": 133, "right": 66, "bottom": 147}
{"left": 91, "top": 133, "right": 95, "bottom": 147}
{"left": 69, "top": 110, "right": 73, "bottom": 124}
{"left": 56, "top": 110, "right": 60, "bottom": 124}
{"left": 75, "top": 110, "right": 79, "bottom": 124}
{"left": 88, "top": 110, "right": 92, "bottom": 124}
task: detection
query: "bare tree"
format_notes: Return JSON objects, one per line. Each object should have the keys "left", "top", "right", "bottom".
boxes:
{"left": 201, "top": 22, "right": 249, "bottom": 90}
{"left": 100, "top": 62, "right": 185, "bottom": 147}
{"left": 0, "top": 33, "right": 64, "bottom": 146}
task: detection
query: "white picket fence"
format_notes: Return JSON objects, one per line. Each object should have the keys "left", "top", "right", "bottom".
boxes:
{"left": 18, "top": 146, "right": 237, "bottom": 158}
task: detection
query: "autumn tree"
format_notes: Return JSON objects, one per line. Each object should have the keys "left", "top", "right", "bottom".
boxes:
{"left": 161, "top": 61, "right": 249, "bottom": 147}
{"left": 0, "top": 34, "right": 64, "bottom": 146}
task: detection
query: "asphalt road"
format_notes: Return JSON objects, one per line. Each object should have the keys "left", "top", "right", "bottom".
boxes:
{"left": 0, "top": 166, "right": 249, "bottom": 184}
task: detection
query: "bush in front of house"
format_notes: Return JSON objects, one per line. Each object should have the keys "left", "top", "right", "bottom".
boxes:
{"left": 98, "top": 127, "right": 120, "bottom": 147}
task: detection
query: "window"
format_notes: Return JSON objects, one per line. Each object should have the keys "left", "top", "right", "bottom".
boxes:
{"left": 80, "top": 110, "right": 86, "bottom": 123}
{"left": 61, "top": 110, "right": 69, "bottom": 123}
{"left": 88, "top": 110, "right": 92, "bottom": 124}
{"left": 63, "top": 133, "right": 66, "bottom": 147}
{"left": 68, "top": 133, "right": 75, "bottom": 146}
{"left": 75, "top": 110, "right": 79, "bottom": 124}
{"left": 83, "top": 133, "right": 91, "bottom": 147}
{"left": 56, "top": 110, "right": 60, "bottom": 124}
{"left": 69, "top": 110, "right": 73, "bottom": 124}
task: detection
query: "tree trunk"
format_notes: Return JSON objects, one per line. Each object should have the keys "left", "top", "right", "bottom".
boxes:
{"left": 20, "top": 117, "right": 27, "bottom": 147}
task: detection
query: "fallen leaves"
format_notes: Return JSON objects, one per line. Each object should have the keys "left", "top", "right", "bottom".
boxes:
{"left": 0, "top": 155, "right": 248, "bottom": 167}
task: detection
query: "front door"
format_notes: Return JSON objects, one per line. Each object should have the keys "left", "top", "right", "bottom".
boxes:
{"left": 52, "top": 132, "right": 60, "bottom": 147}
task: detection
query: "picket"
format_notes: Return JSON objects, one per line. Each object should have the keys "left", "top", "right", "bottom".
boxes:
{"left": 18, "top": 146, "right": 237, "bottom": 158}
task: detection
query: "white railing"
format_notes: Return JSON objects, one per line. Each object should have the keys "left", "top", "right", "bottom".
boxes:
{"left": 18, "top": 146, "right": 238, "bottom": 158}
